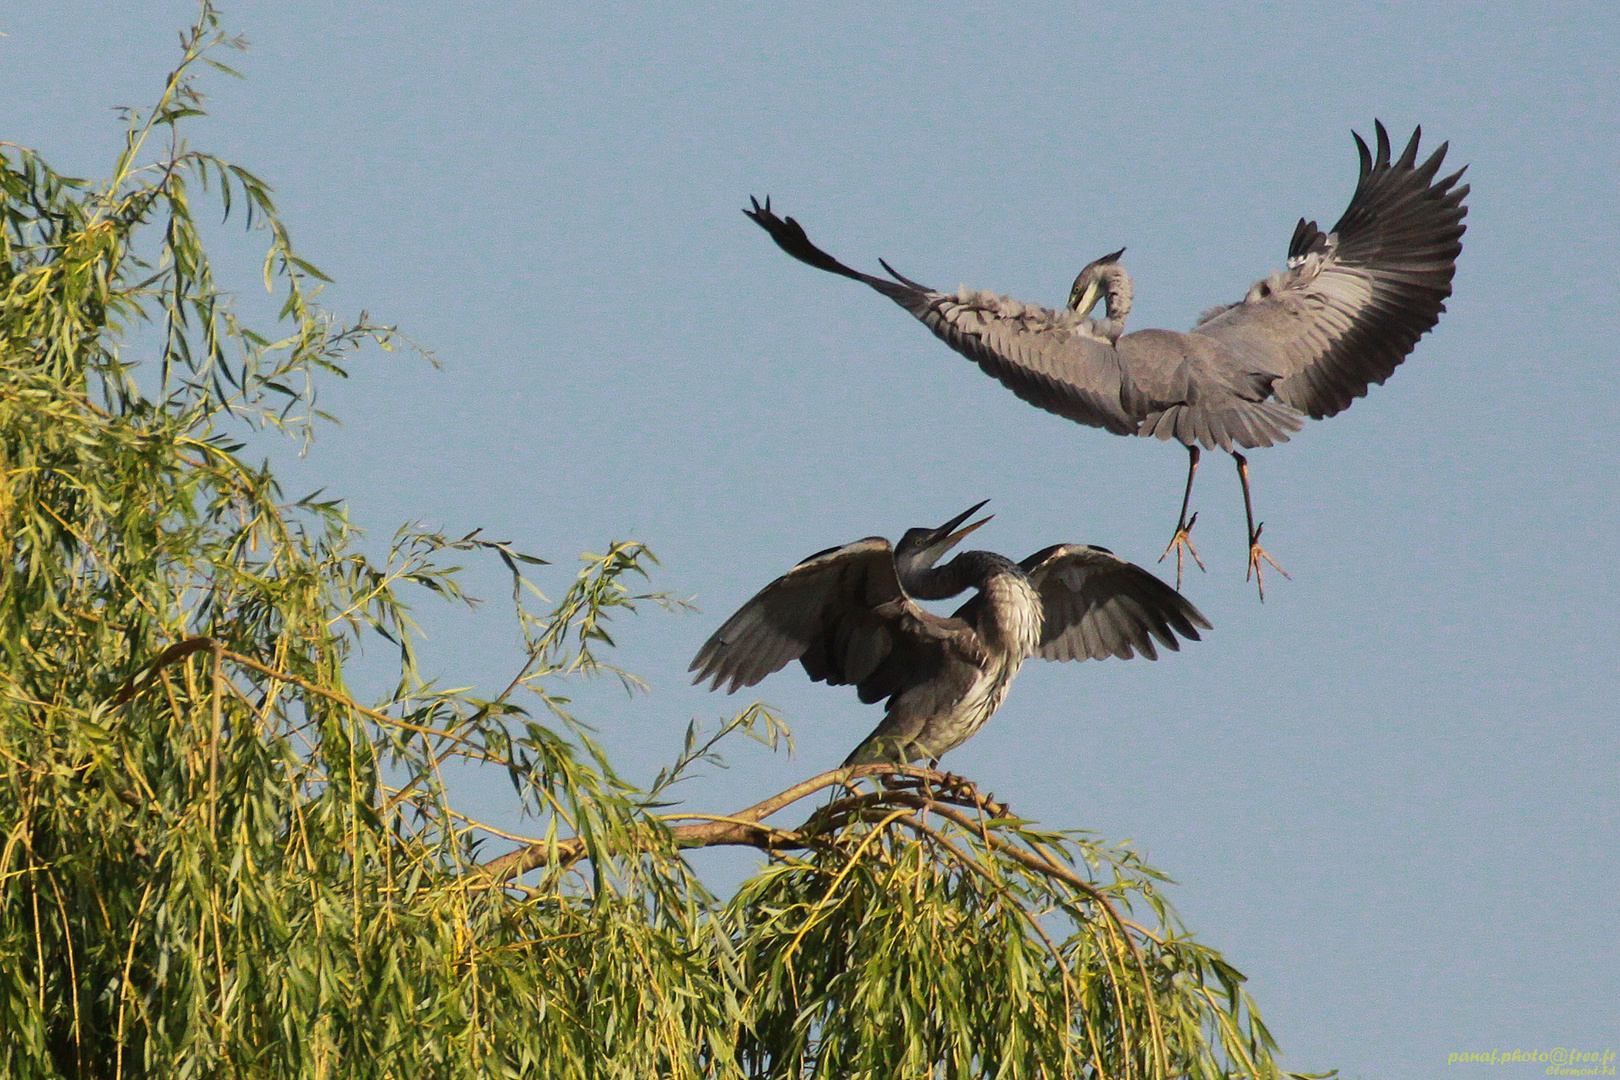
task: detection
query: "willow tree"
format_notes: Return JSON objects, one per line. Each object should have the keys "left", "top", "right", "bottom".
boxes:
{"left": 0, "top": 7, "right": 1305, "bottom": 1079}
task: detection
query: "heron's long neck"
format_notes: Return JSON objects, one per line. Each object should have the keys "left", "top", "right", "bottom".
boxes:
{"left": 908, "top": 551, "right": 1043, "bottom": 660}
{"left": 904, "top": 549, "right": 1000, "bottom": 599}
{"left": 1096, "top": 264, "right": 1133, "bottom": 341}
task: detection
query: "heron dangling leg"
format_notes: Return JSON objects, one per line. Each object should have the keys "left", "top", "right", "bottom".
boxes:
{"left": 1158, "top": 444, "right": 1206, "bottom": 589}
{"left": 1233, "top": 452, "right": 1289, "bottom": 600}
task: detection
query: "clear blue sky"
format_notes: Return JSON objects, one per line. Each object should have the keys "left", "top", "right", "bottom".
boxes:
{"left": 7, "top": 2, "right": 1617, "bottom": 1076}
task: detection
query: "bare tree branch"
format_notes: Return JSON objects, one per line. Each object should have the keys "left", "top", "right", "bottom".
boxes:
{"left": 469, "top": 765, "right": 1027, "bottom": 888}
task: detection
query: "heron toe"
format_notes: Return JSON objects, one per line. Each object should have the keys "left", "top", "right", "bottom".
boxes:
{"left": 1245, "top": 523, "right": 1290, "bottom": 601}
{"left": 1158, "top": 510, "right": 1206, "bottom": 590}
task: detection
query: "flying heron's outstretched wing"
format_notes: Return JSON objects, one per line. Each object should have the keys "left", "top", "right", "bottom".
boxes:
{"left": 689, "top": 536, "right": 956, "bottom": 698}
{"left": 745, "top": 197, "right": 1135, "bottom": 435}
{"left": 1016, "top": 544, "right": 1210, "bottom": 662}
{"left": 1191, "top": 122, "right": 1469, "bottom": 419}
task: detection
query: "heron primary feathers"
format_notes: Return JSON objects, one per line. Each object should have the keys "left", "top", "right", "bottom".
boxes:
{"left": 690, "top": 502, "right": 1209, "bottom": 766}
{"left": 745, "top": 122, "right": 1469, "bottom": 597}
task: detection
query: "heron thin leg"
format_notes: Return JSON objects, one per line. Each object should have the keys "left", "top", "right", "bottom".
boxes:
{"left": 1158, "top": 445, "right": 1206, "bottom": 589}
{"left": 1234, "top": 452, "right": 1289, "bottom": 600}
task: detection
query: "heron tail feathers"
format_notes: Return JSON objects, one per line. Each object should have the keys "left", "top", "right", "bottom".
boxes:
{"left": 1138, "top": 396, "right": 1305, "bottom": 451}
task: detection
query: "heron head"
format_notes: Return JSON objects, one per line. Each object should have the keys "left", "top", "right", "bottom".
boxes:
{"left": 895, "top": 500, "right": 993, "bottom": 577}
{"left": 1067, "top": 247, "right": 1128, "bottom": 315}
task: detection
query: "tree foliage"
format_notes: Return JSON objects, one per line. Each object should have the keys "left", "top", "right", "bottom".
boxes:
{"left": 0, "top": 7, "right": 1309, "bottom": 1078}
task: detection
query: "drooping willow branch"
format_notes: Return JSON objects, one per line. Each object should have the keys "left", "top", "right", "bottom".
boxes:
{"left": 459, "top": 756, "right": 1168, "bottom": 1065}
{"left": 112, "top": 639, "right": 1142, "bottom": 933}
{"left": 114, "top": 636, "right": 493, "bottom": 756}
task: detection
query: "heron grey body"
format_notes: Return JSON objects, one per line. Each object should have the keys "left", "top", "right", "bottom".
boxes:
{"left": 845, "top": 549, "right": 1042, "bottom": 764}
{"left": 689, "top": 504, "right": 1209, "bottom": 766}
{"left": 745, "top": 123, "right": 1469, "bottom": 593}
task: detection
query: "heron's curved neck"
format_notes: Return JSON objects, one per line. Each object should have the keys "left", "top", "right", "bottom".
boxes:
{"left": 904, "top": 550, "right": 1020, "bottom": 601}
{"left": 912, "top": 551, "right": 1041, "bottom": 659}
{"left": 1093, "top": 264, "right": 1133, "bottom": 341}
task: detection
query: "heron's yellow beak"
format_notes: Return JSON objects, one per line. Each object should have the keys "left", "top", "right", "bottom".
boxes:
{"left": 1070, "top": 278, "right": 1101, "bottom": 315}
{"left": 934, "top": 500, "right": 993, "bottom": 550}
{"left": 942, "top": 514, "right": 992, "bottom": 548}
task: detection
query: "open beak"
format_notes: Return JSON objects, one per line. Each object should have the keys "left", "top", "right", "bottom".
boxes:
{"left": 930, "top": 499, "right": 993, "bottom": 552}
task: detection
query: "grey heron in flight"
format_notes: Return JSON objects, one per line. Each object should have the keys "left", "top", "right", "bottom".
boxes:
{"left": 745, "top": 122, "right": 1469, "bottom": 597}
{"left": 690, "top": 502, "right": 1209, "bottom": 766}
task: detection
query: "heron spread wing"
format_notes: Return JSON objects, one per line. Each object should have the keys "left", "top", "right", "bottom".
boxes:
{"left": 1017, "top": 544, "right": 1210, "bottom": 662}
{"left": 689, "top": 536, "right": 953, "bottom": 697}
{"left": 1192, "top": 122, "right": 1469, "bottom": 419}
{"left": 745, "top": 197, "right": 1135, "bottom": 435}
{"left": 902, "top": 286, "right": 1136, "bottom": 435}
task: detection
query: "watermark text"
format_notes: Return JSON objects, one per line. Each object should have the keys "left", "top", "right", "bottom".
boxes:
{"left": 1448, "top": 1049, "right": 1615, "bottom": 1075}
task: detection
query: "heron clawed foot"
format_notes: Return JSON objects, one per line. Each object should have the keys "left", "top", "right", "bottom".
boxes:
{"left": 1245, "top": 522, "right": 1290, "bottom": 601}
{"left": 1157, "top": 510, "right": 1205, "bottom": 590}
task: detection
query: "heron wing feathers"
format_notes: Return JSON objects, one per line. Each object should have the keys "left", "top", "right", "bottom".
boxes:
{"left": 688, "top": 535, "right": 965, "bottom": 708}
{"left": 689, "top": 537, "right": 901, "bottom": 693}
{"left": 745, "top": 122, "right": 1465, "bottom": 439}
{"left": 905, "top": 289, "right": 1137, "bottom": 435}
{"left": 843, "top": 611, "right": 965, "bottom": 706}
{"left": 1019, "top": 544, "right": 1210, "bottom": 662}
{"left": 744, "top": 196, "right": 1135, "bottom": 436}
{"left": 1192, "top": 122, "right": 1468, "bottom": 419}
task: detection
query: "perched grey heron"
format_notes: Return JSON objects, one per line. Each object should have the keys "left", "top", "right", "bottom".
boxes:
{"left": 745, "top": 122, "right": 1469, "bottom": 597}
{"left": 690, "top": 502, "right": 1209, "bottom": 766}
